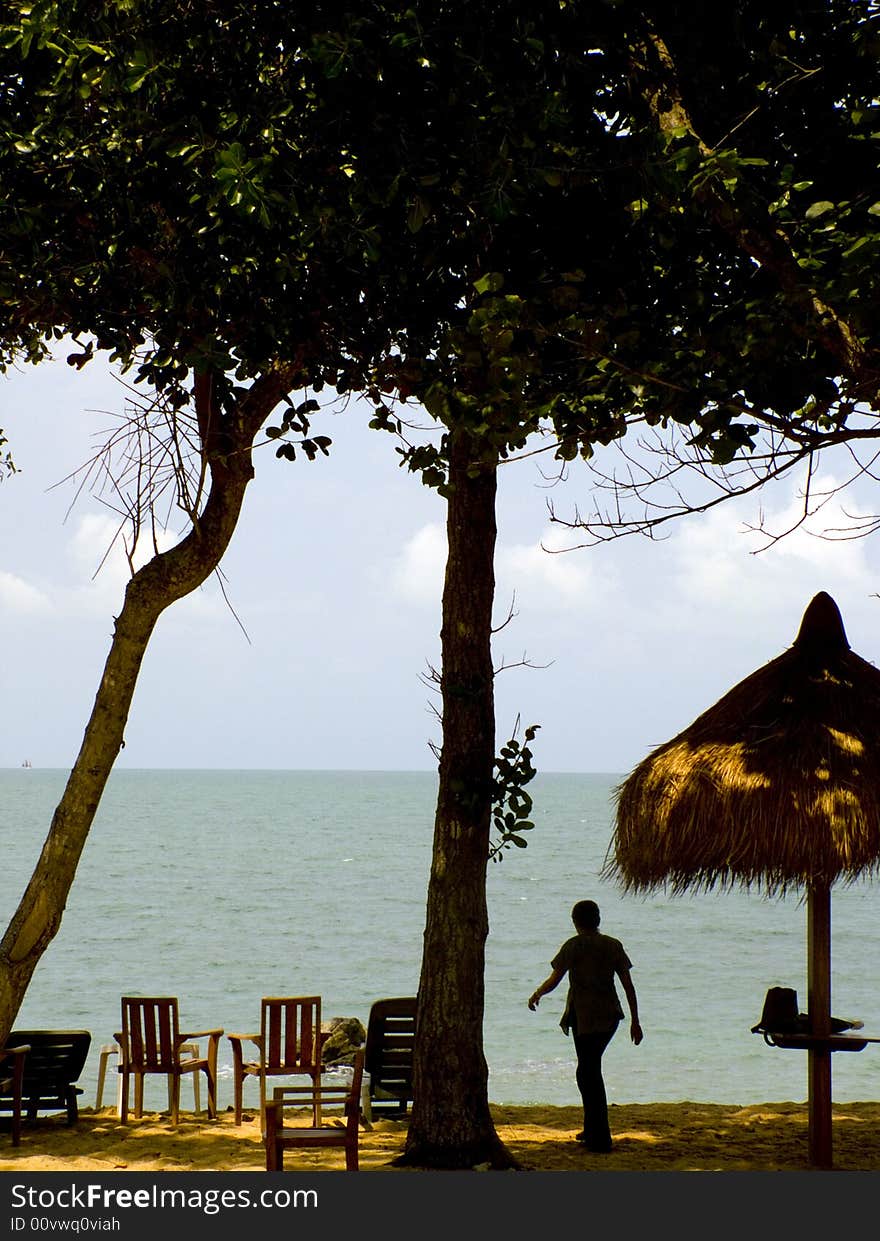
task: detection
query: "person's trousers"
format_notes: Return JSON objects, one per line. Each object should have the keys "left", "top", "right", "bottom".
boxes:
{"left": 573, "top": 1025, "right": 617, "bottom": 1150}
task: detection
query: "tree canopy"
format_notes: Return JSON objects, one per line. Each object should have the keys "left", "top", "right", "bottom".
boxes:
{"left": 5, "top": 1, "right": 877, "bottom": 458}
{"left": 544, "top": 1, "right": 880, "bottom": 540}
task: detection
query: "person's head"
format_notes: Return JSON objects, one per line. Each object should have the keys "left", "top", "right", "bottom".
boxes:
{"left": 571, "top": 899, "right": 600, "bottom": 931}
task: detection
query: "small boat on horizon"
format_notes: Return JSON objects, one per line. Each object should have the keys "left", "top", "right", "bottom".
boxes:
{"left": 21, "top": 759, "right": 32, "bottom": 768}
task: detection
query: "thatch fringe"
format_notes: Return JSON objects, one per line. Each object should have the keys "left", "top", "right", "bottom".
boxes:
{"left": 608, "top": 593, "right": 880, "bottom": 895}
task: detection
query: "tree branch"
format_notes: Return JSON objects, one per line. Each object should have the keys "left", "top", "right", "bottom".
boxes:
{"left": 631, "top": 22, "right": 868, "bottom": 380}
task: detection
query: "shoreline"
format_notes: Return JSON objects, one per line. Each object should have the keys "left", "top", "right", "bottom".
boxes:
{"left": 3, "top": 1100, "right": 880, "bottom": 1172}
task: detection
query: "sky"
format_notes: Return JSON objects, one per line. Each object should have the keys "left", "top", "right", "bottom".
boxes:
{"left": 2, "top": 348, "right": 880, "bottom": 774}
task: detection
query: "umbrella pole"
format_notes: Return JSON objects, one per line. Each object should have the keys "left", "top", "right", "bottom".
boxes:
{"left": 807, "top": 880, "right": 832, "bottom": 1169}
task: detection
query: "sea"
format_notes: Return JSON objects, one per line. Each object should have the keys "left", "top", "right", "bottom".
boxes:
{"left": 3, "top": 768, "right": 880, "bottom": 1115}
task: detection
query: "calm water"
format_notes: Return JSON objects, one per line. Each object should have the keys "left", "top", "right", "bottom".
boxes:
{"left": 2, "top": 768, "right": 880, "bottom": 1113}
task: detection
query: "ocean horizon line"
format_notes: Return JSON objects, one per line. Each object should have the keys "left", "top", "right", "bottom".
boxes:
{"left": 2, "top": 764, "right": 627, "bottom": 777}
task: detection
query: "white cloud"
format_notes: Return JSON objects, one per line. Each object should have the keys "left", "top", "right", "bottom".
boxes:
{"left": 390, "top": 520, "right": 619, "bottom": 619}
{"left": 664, "top": 473, "right": 878, "bottom": 639}
{"left": 390, "top": 522, "right": 446, "bottom": 605}
{"left": 69, "top": 511, "right": 179, "bottom": 582}
{"left": 63, "top": 511, "right": 229, "bottom": 622}
{"left": 758, "top": 477, "right": 874, "bottom": 577}
{"left": 498, "top": 525, "right": 607, "bottom": 607}
{"left": 0, "top": 570, "right": 51, "bottom": 615}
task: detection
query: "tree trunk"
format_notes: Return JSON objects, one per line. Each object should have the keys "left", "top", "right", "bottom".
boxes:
{"left": 0, "top": 366, "right": 297, "bottom": 1042}
{"left": 397, "top": 429, "right": 516, "bottom": 1169}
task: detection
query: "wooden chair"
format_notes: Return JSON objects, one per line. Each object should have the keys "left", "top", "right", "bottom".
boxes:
{"left": 264, "top": 1050, "right": 364, "bottom": 1171}
{"left": 116, "top": 997, "right": 223, "bottom": 1125}
{"left": 363, "top": 997, "right": 416, "bottom": 1119}
{"left": 0, "top": 1042, "right": 29, "bottom": 1146}
{"left": 228, "top": 996, "right": 323, "bottom": 1127}
{"left": 95, "top": 1038, "right": 201, "bottom": 1115}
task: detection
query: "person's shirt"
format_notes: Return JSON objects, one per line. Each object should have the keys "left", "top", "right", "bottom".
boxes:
{"left": 551, "top": 928, "right": 632, "bottom": 1035}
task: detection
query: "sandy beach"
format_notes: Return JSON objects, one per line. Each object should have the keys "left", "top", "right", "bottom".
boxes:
{"left": 3, "top": 1099, "right": 880, "bottom": 1173}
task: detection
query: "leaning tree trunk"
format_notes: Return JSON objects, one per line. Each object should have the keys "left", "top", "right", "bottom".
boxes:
{"left": 397, "top": 428, "right": 516, "bottom": 1169}
{"left": 0, "top": 365, "right": 297, "bottom": 1042}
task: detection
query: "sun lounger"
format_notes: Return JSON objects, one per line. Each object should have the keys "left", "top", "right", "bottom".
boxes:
{"left": 2, "top": 1030, "right": 90, "bottom": 1124}
{"left": 363, "top": 997, "right": 416, "bottom": 1119}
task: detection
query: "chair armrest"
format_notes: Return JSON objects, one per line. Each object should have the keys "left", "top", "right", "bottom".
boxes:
{"left": 1, "top": 1046, "right": 29, "bottom": 1084}
{"left": 181, "top": 1030, "right": 223, "bottom": 1074}
{"left": 226, "top": 1032, "right": 261, "bottom": 1045}
{"left": 1, "top": 1043, "right": 30, "bottom": 1084}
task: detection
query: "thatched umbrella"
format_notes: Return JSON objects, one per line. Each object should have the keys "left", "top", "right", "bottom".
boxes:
{"left": 609, "top": 591, "right": 880, "bottom": 1168}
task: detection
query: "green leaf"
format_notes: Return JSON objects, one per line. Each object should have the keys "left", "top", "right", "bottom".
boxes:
{"left": 473, "top": 272, "right": 504, "bottom": 295}
{"left": 843, "top": 237, "right": 870, "bottom": 258}
{"left": 805, "top": 200, "right": 835, "bottom": 220}
{"left": 406, "top": 195, "right": 431, "bottom": 233}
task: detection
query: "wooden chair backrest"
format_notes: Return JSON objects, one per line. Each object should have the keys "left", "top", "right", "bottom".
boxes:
{"left": 6, "top": 1031, "right": 90, "bottom": 1092}
{"left": 121, "top": 998, "right": 181, "bottom": 1071}
{"left": 261, "top": 997, "right": 322, "bottom": 1073}
{"left": 364, "top": 997, "right": 416, "bottom": 1096}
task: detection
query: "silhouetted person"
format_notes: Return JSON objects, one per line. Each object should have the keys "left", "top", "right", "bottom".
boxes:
{"left": 529, "top": 899, "right": 643, "bottom": 1151}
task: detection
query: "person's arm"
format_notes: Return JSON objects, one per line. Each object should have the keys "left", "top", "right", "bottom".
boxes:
{"left": 528, "top": 966, "right": 565, "bottom": 1011}
{"left": 618, "top": 967, "right": 643, "bottom": 1044}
